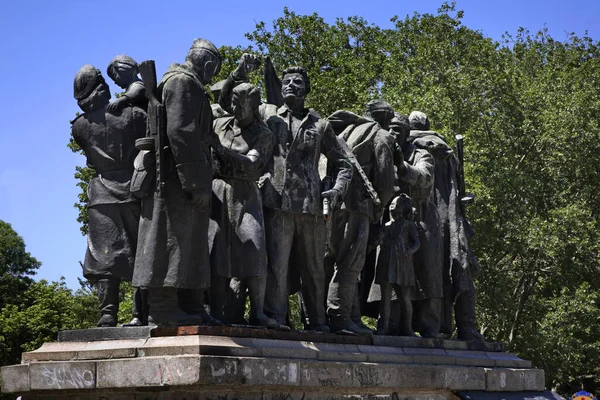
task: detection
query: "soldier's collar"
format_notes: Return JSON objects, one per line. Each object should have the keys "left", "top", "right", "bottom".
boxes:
{"left": 278, "top": 105, "right": 319, "bottom": 122}
{"left": 161, "top": 63, "right": 203, "bottom": 88}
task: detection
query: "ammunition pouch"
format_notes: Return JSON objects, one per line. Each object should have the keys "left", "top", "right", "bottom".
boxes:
{"left": 130, "top": 148, "right": 156, "bottom": 199}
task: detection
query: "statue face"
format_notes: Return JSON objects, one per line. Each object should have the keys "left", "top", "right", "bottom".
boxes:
{"left": 281, "top": 73, "right": 306, "bottom": 101}
{"left": 111, "top": 63, "right": 135, "bottom": 89}
{"left": 369, "top": 109, "right": 394, "bottom": 130}
{"left": 390, "top": 120, "right": 408, "bottom": 147}
{"left": 186, "top": 50, "right": 221, "bottom": 84}
{"left": 231, "top": 92, "right": 254, "bottom": 122}
{"left": 390, "top": 203, "right": 401, "bottom": 220}
{"left": 201, "top": 57, "right": 221, "bottom": 84}
{"left": 98, "top": 82, "right": 111, "bottom": 103}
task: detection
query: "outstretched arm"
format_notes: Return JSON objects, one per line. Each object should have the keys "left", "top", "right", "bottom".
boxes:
{"left": 218, "top": 53, "right": 261, "bottom": 114}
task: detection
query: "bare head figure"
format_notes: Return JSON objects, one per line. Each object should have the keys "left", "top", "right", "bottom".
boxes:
{"left": 107, "top": 55, "right": 139, "bottom": 89}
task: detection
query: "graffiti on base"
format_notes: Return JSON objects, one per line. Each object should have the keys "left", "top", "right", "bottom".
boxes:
{"left": 318, "top": 377, "right": 339, "bottom": 387}
{"left": 40, "top": 365, "right": 94, "bottom": 389}
{"left": 354, "top": 368, "right": 382, "bottom": 387}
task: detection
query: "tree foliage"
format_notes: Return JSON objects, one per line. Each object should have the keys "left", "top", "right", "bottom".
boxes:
{"left": 0, "top": 220, "right": 40, "bottom": 310}
{"left": 0, "top": 223, "right": 98, "bottom": 397}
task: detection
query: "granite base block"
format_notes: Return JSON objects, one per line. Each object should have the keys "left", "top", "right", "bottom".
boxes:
{"left": 2, "top": 328, "right": 540, "bottom": 399}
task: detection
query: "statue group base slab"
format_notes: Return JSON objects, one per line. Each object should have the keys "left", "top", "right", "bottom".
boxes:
{"left": 1, "top": 325, "right": 558, "bottom": 400}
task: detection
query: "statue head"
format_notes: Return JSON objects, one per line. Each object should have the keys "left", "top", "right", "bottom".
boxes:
{"left": 231, "top": 82, "right": 262, "bottom": 125}
{"left": 389, "top": 112, "right": 410, "bottom": 147}
{"left": 281, "top": 66, "right": 310, "bottom": 104}
{"left": 365, "top": 100, "right": 394, "bottom": 130}
{"left": 409, "top": 111, "right": 430, "bottom": 131}
{"left": 412, "top": 135, "right": 453, "bottom": 159}
{"left": 389, "top": 193, "right": 413, "bottom": 221}
{"left": 107, "top": 55, "right": 139, "bottom": 89}
{"left": 74, "top": 64, "right": 111, "bottom": 113}
{"left": 185, "top": 38, "right": 221, "bottom": 84}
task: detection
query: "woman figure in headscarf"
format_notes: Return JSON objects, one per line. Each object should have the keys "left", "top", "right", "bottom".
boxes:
{"left": 208, "top": 83, "right": 277, "bottom": 328}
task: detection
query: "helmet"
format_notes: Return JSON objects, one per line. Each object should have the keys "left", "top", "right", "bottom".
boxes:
{"left": 74, "top": 65, "right": 105, "bottom": 101}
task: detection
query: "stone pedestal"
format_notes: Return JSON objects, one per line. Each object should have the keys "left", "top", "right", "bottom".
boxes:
{"left": 1, "top": 326, "right": 558, "bottom": 400}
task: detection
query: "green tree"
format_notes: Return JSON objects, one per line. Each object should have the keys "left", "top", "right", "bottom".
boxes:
{"left": 0, "top": 223, "right": 98, "bottom": 397}
{"left": 0, "top": 279, "right": 98, "bottom": 397}
{"left": 246, "top": 7, "right": 387, "bottom": 116}
{"left": 0, "top": 220, "right": 40, "bottom": 309}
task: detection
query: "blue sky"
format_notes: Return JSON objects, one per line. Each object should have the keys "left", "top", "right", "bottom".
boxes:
{"left": 0, "top": 0, "right": 598, "bottom": 289}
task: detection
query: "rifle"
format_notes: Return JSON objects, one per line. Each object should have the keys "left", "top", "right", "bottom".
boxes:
{"left": 455, "top": 134, "right": 474, "bottom": 214}
{"left": 338, "top": 128, "right": 381, "bottom": 207}
{"left": 138, "top": 60, "right": 166, "bottom": 197}
{"left": 347, "top": 149, "right": 381, "bottom": 207}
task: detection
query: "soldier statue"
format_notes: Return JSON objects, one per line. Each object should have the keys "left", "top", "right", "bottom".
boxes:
{"left": 409, "top": 111, "right": 483, "bottom": 341}
{"left": 132, "top": 38, "right": 222, "bottom": 327}
{"left": 71, "top": 65, "right": 146, "bottom": 327}
{"left": 208, "top": 81, "right": 278, "bottom": 328}
{"left": 259, "top": 67, "right": 353, "bottom": 331}
{"left": 326, "top": 100, "right": 396, "bottom": 334}
{"left": 103, "top": 54, "right": 151, "bottom": 327}
{"left": 392, "top": 113, "right": 442, "bottom": 338}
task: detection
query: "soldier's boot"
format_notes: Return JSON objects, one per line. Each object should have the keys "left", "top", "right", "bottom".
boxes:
{"left": 97, "top": 278, "right": 120, "bottom": 327}
{"left": 123, "top": 287, "right": 148, "bottom": 327}
{"left": 455, "top": 287, "right": 483, "bottom": 341}
{"left": 414, "top": 298, "right": 442, "bottom": 338}
{"left": 224, "top": 277, "right": 248, "bottom": 325}
{"left": 376, "top": 283, "right": 392, "bottom": 336}
{"left": 457, "top": 327, "right": 483, "bottom": 341}
{"left": 209, "top": 276, "right": 229, "bottom": 322}
{"left": 350, "top": 284, "right": 373, "bottom": 333}
{"left": 247, "top": 277, "right": 279, "bottom": 329}
{"left": 140, "top": 287, "right": 149, "bottom": 326}
{"left": 147, "top": 287, "right": 204, "bottom": 327}
{"left": 123, "top": 317, "right": 142, "bottom": 327}
{"left": 398, "top": 294, "right": 417, "bottom": 337}
{"left": 328, "top": 283, "right": 372, "bottom": 335}
{"left": 178, "top": 288, "right": 222, "bottom": 326}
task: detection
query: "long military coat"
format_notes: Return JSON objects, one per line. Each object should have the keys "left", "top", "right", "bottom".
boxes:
{"left": 133, "top": 63, "right": 214, "bottom": 290}
{"left": 399, "top": 140, "right": 442, "bottom": 300}
{"left": 410, "top": 130, "right": 474, "bottom": 332}
{"left": 208, "top": 117, "right": 274, "bottom": 278}
{"left": 71, "top": 105, "right": 146, "bottom": 281}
